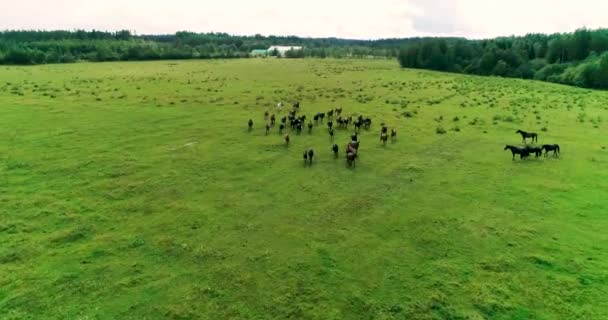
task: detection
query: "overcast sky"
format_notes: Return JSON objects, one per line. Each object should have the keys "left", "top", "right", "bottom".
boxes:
{"left": 1, "top": 0, "right": 606, "bottom": 39}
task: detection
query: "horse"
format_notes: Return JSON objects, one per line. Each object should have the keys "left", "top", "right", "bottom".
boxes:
{"left": 329, "top": 128, "right": 335, "bottom": 140}
{"left": 332, "top": 144, "right": 339, "bottom": 158}
{"left": 504, "top": 145, "right": 530, "bottom": 160}
{"left": 279, "top": 123, "right": 285, "bottom": 134}
{"left": 307, "top": 149, "right": 314, "bottom": 164}
{"left": 364, "top": 118, "right": 372, "bottom": 129}
{"left": 346, "top": 152, "right": 357, "bottom": 167}
{"left": 381, "top": 125, "right": 388, "bottom": 134}
{"left": 303, "top": 150, "right": 309, "bottom": 164}
{"left": 281, "top": 116, "right": 287, "bottom": 124}
{"left": 391, "top": 129, "right": 397, "bottom": 141}
{"left": 308, "top": 121, "right": 313, "bottom": 133}
{"left": 265, "top": 124, "right": 271, "bottom": 135}
{"left": 542, "top": 144, "right": 560, "bottom": 157}
{"left": 284, "top": 134, "right": 290, "bottom": 145}
{"left": 380, "top": 133, "right": 388, "bottom": 145}
{"left": 327, "top": 121, "right": 333, "bottom": 130}
{"left": 516, "top": 130, "right": 538, "bottom": 143}
{"left": 248, "top": 119, "right": 253, "bottom": 131}
{"left": 264, "top": 111, "right": 269, "bottom": 120}
{"left": 335, "top": 107, "right": 343, "bottom": 115}
{"left": 351, "top": 133, "right": 358, "bottom": 142}
{"left": 525, "top": 145, "right": 542, "bottom": 158}
{"left": 270, "top": 114, "right": 276, "bottom": 126}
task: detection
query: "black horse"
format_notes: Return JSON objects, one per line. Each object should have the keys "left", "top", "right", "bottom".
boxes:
{"left": 332, "top": 144, "right": 339, "bottom": 157}
{"left": 516, "top": 130, "right": 538, "bottom": 143}
{"left": 504, "top": 145, "right": 530, "bottom": 160}
{"left": 270, "top": 114, "right": 276, "bottom": 126}
{"left": 248, "top": 119, "right": 253, "bottom": 130}
{"left": 307, "top": 149, "right": 314, "bottom": 164}
{"left": 542, "top": 144, "right": 560, "bottom": 157}
{"left": 265, "top": 124, "right": 271, "bottom": 135}
{"left": 525, "top": 145, "right": 542, "bottom": 158}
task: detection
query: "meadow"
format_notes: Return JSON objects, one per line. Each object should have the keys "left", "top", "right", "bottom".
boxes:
{"left": 1, "top": 58, "right": 607, "bottom": 319}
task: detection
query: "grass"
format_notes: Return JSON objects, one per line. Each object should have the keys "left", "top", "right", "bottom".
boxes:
{"left": 1, "top": 58, "right": 608, "bottom": 319}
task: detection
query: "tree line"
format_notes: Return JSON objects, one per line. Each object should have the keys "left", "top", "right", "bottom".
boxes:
{"left": 0, "top": 30, "right": 424, "bottom": 65}
{"left": 398, "top": 28, "right": 608, "bottom": 89}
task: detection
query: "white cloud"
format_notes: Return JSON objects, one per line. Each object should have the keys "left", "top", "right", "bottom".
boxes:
{"left": 0, "top": 0, "right": 606, "bottom": 39}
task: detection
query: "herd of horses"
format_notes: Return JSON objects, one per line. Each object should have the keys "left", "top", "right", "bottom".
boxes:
{"left": 249, "top": 103, "right": 562, "bottom": 165}
{"left": 248, "top": 102, "right": 396, "bottom": 167}
{"left": 504, "top": 130, "right": 560, "bottom": 160}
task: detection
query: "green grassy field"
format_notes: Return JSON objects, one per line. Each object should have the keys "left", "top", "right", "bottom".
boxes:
{"left": 1, "top": 58, "right": 607, "bottom": 319}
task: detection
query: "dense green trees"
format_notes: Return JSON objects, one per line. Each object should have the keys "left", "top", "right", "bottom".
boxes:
{"left": 0, "top": 30, "right": 415, "bottom": 65}
{"left": 398, "top": 28, "right": 608, "bottom": 89}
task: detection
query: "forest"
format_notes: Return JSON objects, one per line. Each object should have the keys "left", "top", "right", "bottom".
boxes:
{"left": 0, "top": 30, "right": 412, "bottom": 64}
{"left": 397, "top": 28, "right": 608, "bottom": 89}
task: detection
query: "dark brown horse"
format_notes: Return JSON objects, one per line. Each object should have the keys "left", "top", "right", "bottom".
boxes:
{"left": 504, "top": 145, "right": 530, "bottom": 160}
{"left": 516, "top": 130, "right": 538, "bottom": 143}
{"left": 380, "top": 133, "right": 388, "bottom": 145}
{"left": 542, "top": 144, "right": 560, "bottom": 157}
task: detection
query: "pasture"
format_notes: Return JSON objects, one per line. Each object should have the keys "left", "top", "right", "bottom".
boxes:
{"left": 1, "top": 58, "right": 607, "bottom": 319}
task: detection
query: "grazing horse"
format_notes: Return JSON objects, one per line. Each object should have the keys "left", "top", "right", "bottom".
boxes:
{"left": 281, "top": 116, "right": 287, "bottom": 124}
{"left": 332, "top": 144, "right": 339, "bottom": 157}
{"left": 265, "top": 124, "right": 271, "bottom": 135}
{"left": 380, "top": 133, "right": 388, "bottom": 145}
{"left": 391, "top": 129, "right": 397, "bottom": 141}
{"left": 248, "top": 119, "right": 253, "bottom": 130}
{"left": 307, "top": 149, "right": 314, "bottom": 164}
{"left": 303, "top": 150, "right": 309, "bottom": 163}
{"left": 542, "top": 144, "right": 560, "bottom": 157}
{"left": 504, "top": 145, "right": 530, "bottom": 160}
{"left": 525, "top": 145, "right": 542, "bottom": 158}
{"left": 327, "top": 110, "right": 334, "bottom": 119}
{"left": 364, "top": 118, "right": 372, "bottom": 129}
{"left": 327, "top": 121, "right": 333, "bottom": 130}
{"left": 381, "top": 125, "right": 388, "bottom": 134}
{"left": 329, "top": 128, "right": 335, "bottom": 140}
{"left": 284, "top": 134, "right": 290, "bottom": 145}
{"left": 270, "top": 114, "right": 276, "bottom": 126}
{"left": 351, "top": 133, "right": 358, "bottom": 142}
{"left": 319, "top": 113, "right": 325, "bottom": 122}
{"left": 516, "top": 130, "right": 538, "bottom": 143}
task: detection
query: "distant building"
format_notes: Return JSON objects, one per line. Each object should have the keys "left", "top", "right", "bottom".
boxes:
{"left": 250, "top": 49, "right": 269, "bottom": 57}
{"left": 268, "top": 46, "right": 303, "bottom": 57}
